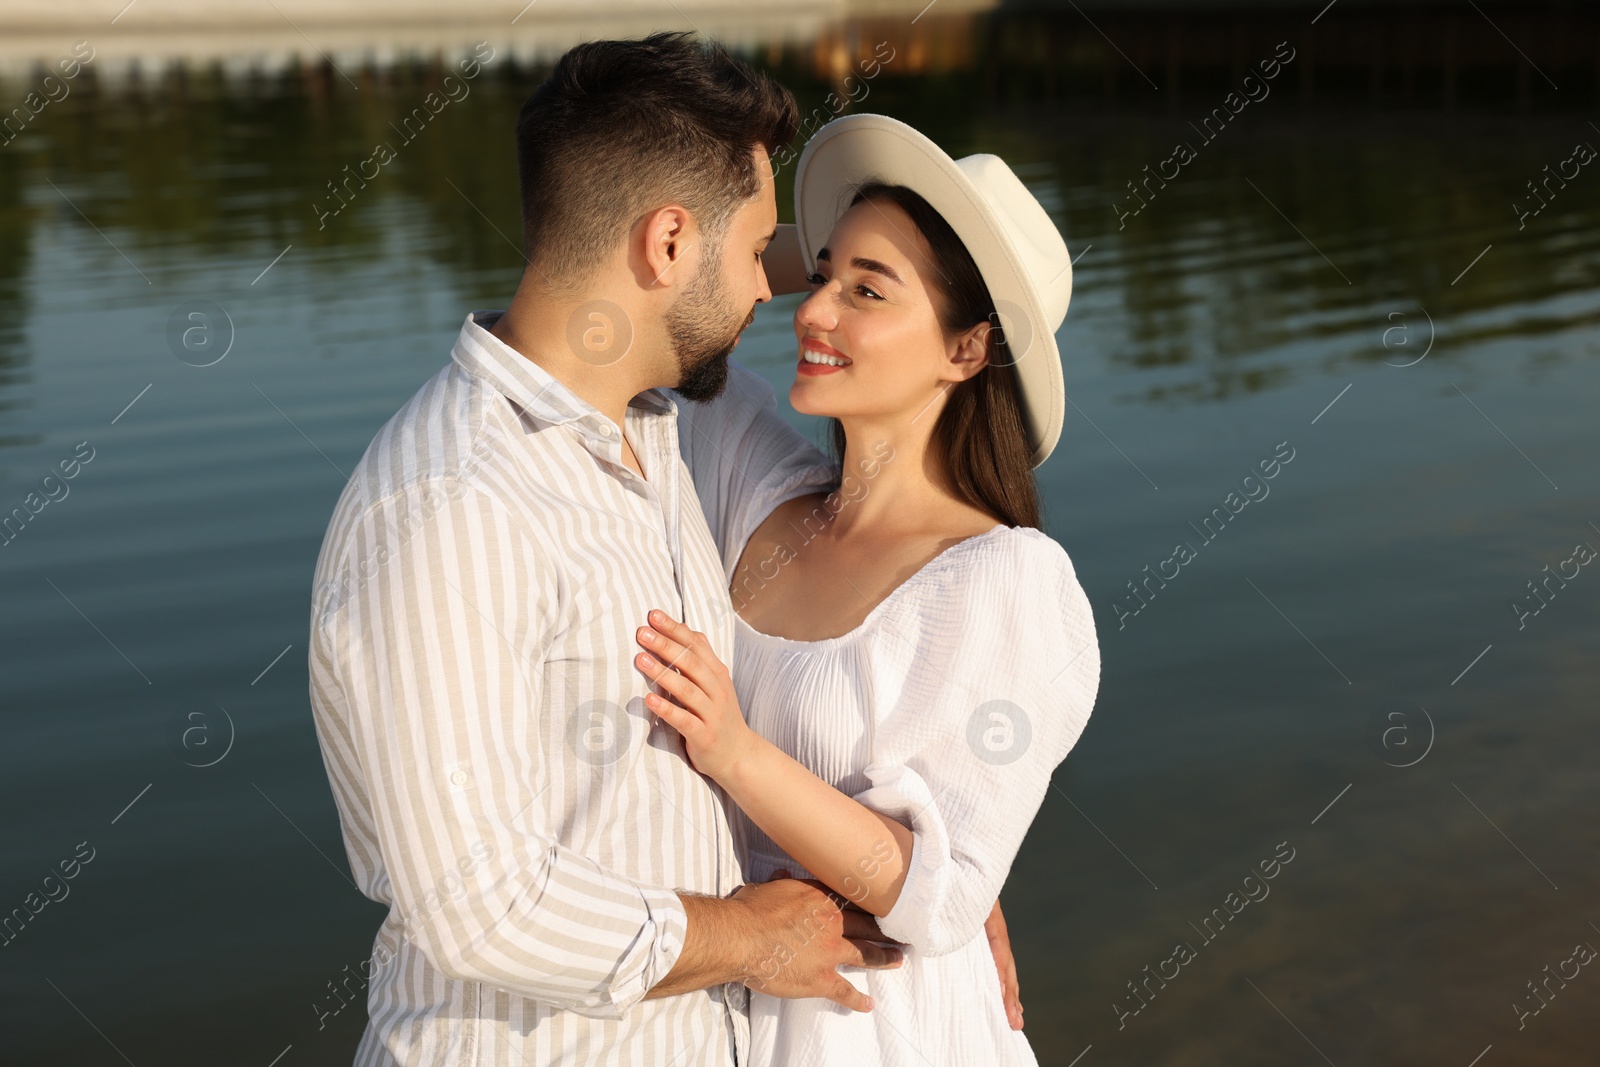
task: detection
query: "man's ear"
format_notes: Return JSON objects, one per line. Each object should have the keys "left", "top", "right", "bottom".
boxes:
{"left": 639, "top": 204, "right": 696, "bottom": 289}
{"left": 949, "top": 321, "right": 991, "bottom": 380}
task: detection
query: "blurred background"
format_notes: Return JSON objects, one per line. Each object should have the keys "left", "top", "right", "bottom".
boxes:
{"left": 1, "top": 0, "right": 1596, "bottom": 1063}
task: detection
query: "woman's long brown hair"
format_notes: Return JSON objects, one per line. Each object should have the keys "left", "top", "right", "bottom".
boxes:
{"left": 825, "top": 181, "right": 1042, "bottom": 531}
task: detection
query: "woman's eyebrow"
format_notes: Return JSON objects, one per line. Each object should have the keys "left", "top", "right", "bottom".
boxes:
{"left": 816, "top": 247, "right": 905, "bottom": 286}
{"left": 853, "top": 257, "right": 905, "bottom": 286}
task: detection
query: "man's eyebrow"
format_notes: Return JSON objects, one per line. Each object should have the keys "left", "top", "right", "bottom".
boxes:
{"left": 762, "top": 228, "right": 777, "bottom": 244}
{"left": 815, "top": 247, "right": 905, "bottom": 287}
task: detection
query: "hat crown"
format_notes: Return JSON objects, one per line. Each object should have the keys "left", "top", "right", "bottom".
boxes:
{"left": 953, "top": 153, "right": 1072, "bottom": 329}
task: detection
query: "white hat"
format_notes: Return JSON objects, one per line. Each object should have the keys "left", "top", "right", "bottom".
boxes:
{"left": 793, "top": 113, "right": 1072, "bottom": 468}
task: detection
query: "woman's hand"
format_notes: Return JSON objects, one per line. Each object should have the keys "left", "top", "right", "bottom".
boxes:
{"left": 985, "top": 900, "right": 1024, "bottom": 1030}
{"left": 634, "top": 609, "right": 758, "bottom": 783}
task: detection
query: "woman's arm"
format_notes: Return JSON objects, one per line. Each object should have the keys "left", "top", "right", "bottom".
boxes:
{"left": 633, "top": 610, "right": 914, "bottom": 917}
{"left": 637, "top": 534, "right": 1101, "bottom": 959}
{"left": 636, "top": 609, "right": 1028, "bottom": 1015}
{"left": 722, "top": 723, "right": 915, "bottom": 916}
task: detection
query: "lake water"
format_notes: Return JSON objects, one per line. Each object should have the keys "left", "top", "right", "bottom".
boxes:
{"left": 2, "top": 6, "right": 1597, "bottom": 1065}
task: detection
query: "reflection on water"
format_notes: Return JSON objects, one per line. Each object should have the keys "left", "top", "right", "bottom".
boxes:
{"left": 1, "top": 5, "right": 1596, "bottom": 1065}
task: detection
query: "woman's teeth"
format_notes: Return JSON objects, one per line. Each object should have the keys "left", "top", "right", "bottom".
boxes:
{"left": 802, "top": 350, "right": 849, "bottom": 367}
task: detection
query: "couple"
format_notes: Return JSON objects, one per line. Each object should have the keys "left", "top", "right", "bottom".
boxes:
{"left": 307, "top": 30, "right": 1100, "bottom": 1067}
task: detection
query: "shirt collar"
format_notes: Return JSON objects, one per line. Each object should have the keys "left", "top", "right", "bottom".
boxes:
{"left": 450, "top": 310, "right": 678, "bottom": 445}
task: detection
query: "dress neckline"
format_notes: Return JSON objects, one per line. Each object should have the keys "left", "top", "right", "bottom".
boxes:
{"left": 732, "top": 523, "right": 1012, "bottom": 650}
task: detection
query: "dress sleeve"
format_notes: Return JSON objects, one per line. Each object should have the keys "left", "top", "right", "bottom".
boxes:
{"left": 853, "top": 530, "right": 1102, "bottom": 956}
{"left": 672, "top": 358, "right": 836, "bottom": 573}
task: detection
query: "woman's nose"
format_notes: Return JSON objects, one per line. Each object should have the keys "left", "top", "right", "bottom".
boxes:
{"left": 796, "top": 284, "right": 839, "bottom": 332}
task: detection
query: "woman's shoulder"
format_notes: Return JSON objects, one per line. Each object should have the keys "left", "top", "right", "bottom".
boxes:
{"left": 871, "top": 522, "right": 1100, "bottom": 709}
{"left": 932, "top": 523, "right": 1079, "bottom": 584}
{"left": 914, "top": 524, "right": 1100, "bottom": 685}
{"left": 896, "top": 521, "right": 1094, "bottom": 639}
{"left": 879, "top": 523, "right": 1086, "bottom": 629}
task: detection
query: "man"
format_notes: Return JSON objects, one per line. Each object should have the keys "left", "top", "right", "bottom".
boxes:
{"left": 308, "top": 32, "right": 897, "bottom": 1067}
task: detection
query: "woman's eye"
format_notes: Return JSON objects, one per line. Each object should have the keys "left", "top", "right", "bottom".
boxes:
{"left": 805, "top": 273, "right": 881, "bottom": 301}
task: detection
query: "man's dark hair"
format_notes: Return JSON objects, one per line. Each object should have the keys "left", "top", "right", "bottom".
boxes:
{"left": 515, "top": 32, "right": 799, "bottom": 290}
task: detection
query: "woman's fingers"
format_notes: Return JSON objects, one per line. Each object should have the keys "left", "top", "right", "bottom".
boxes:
{"left": 646, "top": 691, "right": 691, "bottom": 734}
{"left": 1003, "top": 977, "right": 1024, "bottom": 1029}
{"left": 637, "top": 627, "right": 694, "bottom": 678}
{"left": 647, "top": 609, "right": 694, "bottom": 643}
{"left": 641, "top": 611, "right": 725, "bottom": 685}
{"left": 634, "top": 650, "right": 707, "bottom": 712}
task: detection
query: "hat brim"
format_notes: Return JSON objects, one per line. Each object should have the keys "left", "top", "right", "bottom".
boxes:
{"left": 793, "top": 114, "right": 1065, "bottom": 469}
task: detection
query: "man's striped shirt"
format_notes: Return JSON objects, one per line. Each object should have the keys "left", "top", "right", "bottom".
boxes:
{"left": 308, "top": 310, "right": 752, "bottom": 1065}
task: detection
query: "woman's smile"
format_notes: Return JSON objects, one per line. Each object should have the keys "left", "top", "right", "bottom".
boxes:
{"left": 799, "top": 337, "right": 851, "bottom": 373}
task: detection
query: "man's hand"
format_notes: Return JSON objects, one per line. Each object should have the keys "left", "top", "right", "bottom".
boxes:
{"left": 654, "top": 875, "right": 902, "bottom": 1010}
{"left": 985, "top": 900, "right": 1024, "bottom": 1029}
{"left": 734, "top": 875, "right": 902, "bottom": 1012}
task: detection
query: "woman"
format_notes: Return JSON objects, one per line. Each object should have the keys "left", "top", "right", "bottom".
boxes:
{"left": 633, "top": 115, "right": 1101, "bottom": 1066}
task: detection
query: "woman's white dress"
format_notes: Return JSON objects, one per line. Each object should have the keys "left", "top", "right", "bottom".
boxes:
{"left": 674, "top": 362, "right": 1102, "bottom": 1067}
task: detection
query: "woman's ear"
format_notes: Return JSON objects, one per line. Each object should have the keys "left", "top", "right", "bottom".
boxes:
{"left": 948, "top": 320, "right": 992, "bottom": 381}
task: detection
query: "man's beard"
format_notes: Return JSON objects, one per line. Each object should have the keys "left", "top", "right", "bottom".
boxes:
{"left": 665, "top": 255, "right": 753, "bottom": 403}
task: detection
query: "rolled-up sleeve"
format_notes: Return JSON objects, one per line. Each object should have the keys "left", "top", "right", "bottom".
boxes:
{"left": 318, "top": 478, "right": 688, "bottom": 1016}
{"left": 854, "top": 534, "right": 1102, "bottom": 956}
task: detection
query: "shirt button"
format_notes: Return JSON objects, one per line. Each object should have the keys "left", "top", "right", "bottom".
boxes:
{"left": 450, "top": 769, "right": 468, "bottom": 786}
{"left": 597, "top": 423, "right": 613, "bottom": 436}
